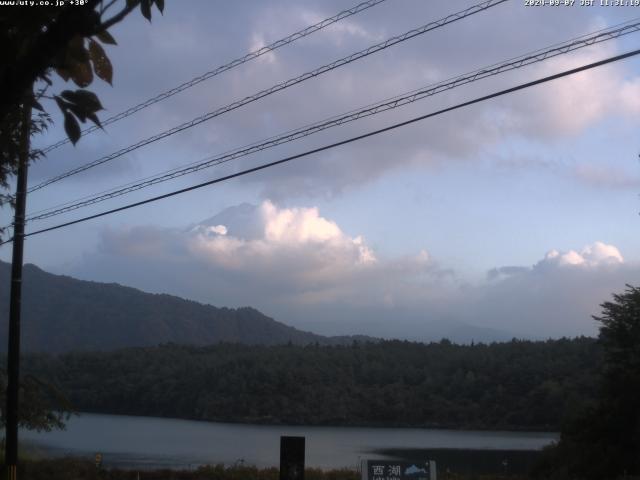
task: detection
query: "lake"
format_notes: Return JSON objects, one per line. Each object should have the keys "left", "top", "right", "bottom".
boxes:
{"left": 21, "top": 413, "right": 558, "bottom": 471}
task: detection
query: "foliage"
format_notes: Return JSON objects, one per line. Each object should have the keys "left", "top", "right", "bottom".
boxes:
{"left": 0, "top": 0, "right": 164, "bottom": 239}
{"left": 0, "top": 368, "right": 73, "bottom": 432}
{"left": 0, "top": 0, "right": 164, "bottom": 137}
{"left": 0, "top": 91, "right": 51, "bottom": 214}
{"left": 15, "top": 459, "right": 361, "bottom": 480}
{"left": 533, "top": 285, "right": 640, "bottom": 480}
{"left": 21, "top": 337, "right": 600, "bottom": 431}
{"left": 12, "top": 457, "right": 532, "bottom": 480}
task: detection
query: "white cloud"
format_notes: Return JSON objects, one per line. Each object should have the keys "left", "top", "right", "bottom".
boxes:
{"left": 90, "top": 201, "right": 408, "bottom": 309}
{"left": 71, "top": 201, "right": 638, "bottom": 342}
{"left": 491, "top": 42, "right": 640, "bottom": 139}
{"left": 540, "top": 241, "right": 624, "bottom": 268}
{"left": 248, "top": 33, "right": 277, "bottom": 64}
{"left": 465, "top": 242, "right": 632, "bottom": 338}
{"left": 71, "top": 202, "right": 456, "bottom": 335}
{"left": 188, "top": 200, "right": 377, "bottom": 275}
{"left": 297, "top": 10, "right": 381, "bottom": 46}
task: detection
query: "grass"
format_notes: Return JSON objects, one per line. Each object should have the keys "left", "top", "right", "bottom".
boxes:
{"left": 0, "top": 458, "right": 531, "bottom": 480}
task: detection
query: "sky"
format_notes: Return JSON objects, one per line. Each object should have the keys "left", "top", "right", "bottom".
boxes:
{"left": 2, "top": 0, "right": 640, "bottom": 341}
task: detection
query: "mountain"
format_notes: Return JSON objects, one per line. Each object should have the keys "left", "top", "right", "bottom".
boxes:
{"left": 295, "top": 314, "right": 513, "bottom": 345}
{"left": 409, "top": 318, "right": 514, "bottom": 344}
{"left": 0, "top": 261, "right": 371, "bottom": 353}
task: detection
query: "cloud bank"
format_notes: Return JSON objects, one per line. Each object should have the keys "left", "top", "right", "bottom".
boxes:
{"left": 68, "top": 202, "right": 637, "bottom": 341}
{"left": 29, "top": 1, "right": 640, "bottom": 201}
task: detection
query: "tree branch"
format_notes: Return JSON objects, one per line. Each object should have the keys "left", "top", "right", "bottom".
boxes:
{"left": 98, "top": 1, "right": 139, "bottom": 32}
{"left": 100, "top": 0, "right": 120, "bottom": 16}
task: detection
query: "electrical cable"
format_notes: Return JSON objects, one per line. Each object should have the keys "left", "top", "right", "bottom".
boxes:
{"left": 2, "top": 47, "right": 636, "bottom": 245}
{"left": 27, "top": 0, "right": 508, "bottom": 194}
{"left": 39, "top": 0, "right": 391, "bottom": 154}
{"left": 23, "top": 19, "right": 640, "bottom": 223}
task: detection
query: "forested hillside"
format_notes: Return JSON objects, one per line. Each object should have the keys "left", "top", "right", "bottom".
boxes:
{"left": 23, "top": 338, "right": 600, "bottom": 431}
{"left": 0, "top": 261, "right": 371, "bottom": 352}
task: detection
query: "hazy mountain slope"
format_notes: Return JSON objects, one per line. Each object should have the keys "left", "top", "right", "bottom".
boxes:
{"left": 0, "top": 261, "right": 343, "bottom": 352}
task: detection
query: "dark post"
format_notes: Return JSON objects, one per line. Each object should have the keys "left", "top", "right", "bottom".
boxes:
{"left": 5, "top": 96, "right": 32, "bottom": 480}
{"left": 280, "top": 436, "right": 305, "bottom": 480}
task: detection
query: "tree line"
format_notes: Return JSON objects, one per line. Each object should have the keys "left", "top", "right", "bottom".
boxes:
{"left": 20, "top": 337, "right": 600, "bottom": 431}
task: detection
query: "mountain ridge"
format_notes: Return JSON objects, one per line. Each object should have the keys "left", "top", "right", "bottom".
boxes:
{"left": 0, "top": 261, "right": 373, "bottom": 353}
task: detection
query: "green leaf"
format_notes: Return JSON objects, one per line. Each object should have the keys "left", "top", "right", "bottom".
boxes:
{"left": 63, "top": 111, "right": 81, "bottom": 145}
{"left": 140, "top": 0, "right": 151, "bottom": 21}
{"left": 88, "top": 39, "right": 113, "bottom": 85}
{"left": 155, "top": 0, "right": 164, "bottom": 13}
{"left": 95, "top": 30, "right": 117, "bottom": 45}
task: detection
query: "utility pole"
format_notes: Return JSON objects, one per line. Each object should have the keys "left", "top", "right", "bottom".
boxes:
{"left": 5, "top": 94, "right": 32, "bottom": 480}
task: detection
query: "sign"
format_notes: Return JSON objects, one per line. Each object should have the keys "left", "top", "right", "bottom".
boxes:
{"left": 361, "top": 460, "right": 436, "bottom": 480}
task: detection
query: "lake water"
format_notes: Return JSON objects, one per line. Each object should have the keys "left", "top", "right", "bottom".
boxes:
{"left": 21, "top": 413, "right": 558, "bottom": 470}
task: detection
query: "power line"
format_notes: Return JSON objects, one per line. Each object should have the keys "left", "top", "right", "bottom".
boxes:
{"left": 23, "top": 19, "right": 640, "bottom": 223}
{"left": 27, "top": 0, "right": 508, "bottom": 194}
{"left": 39, "top": 0, "right": 390, "bottom": 154}
{"left": 5, "top": 47, "right": 638, "bottom": 245}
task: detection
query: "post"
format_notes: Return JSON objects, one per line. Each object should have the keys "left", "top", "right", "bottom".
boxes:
{"left": 5, "top": 95, "right": 32, "bottom": 480}
{"left": 279, "top": 436, "right": 305, "bottom": 480}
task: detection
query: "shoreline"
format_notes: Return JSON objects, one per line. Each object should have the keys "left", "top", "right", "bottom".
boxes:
{"left": 19, "top": 413, "right": 558, "bottom": 471}
{"left": 69, "top": 410, "right": 562, "bottom": 434}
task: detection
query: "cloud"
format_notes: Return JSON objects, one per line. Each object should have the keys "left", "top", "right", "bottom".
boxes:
{"left": 68, "top": 200, "right": 639, "bottom": 342}
{"left": 29, "top": 1, "right": 640, "bottom": 204}
{"left": 248, "top": 33, "right": 278, "bottom": 64}
{"left": 225, "top": 32, "right": 640, "bottom": 199}
{"left": 571, "top": 164, "right": 640, "bottom": 190}
{"left": 70, "top": 201, "right": 461, "bottom": 338}
{"left": 186, "top": 200, "right": 376, "bottom": 278}
{"left": 87, "top": 201, "right": 435, "bottom": 311}
{"left": 487, "top": 40, "right": 640, "bottom": 140}
{"left": 464, "top": 242, "right": 633, "bottom": 338}
{"left": 296, "top": 9, "right": 382, "bottom": 46}
{"left": 539, "top": 242, "right": 623, "bottom": 268}
{"left": 486, "top": 265, "right": 530, "bottom": 280}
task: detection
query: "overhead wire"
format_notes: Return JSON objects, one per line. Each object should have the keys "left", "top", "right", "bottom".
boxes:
{"left": 3, "top": 47, "right": 637, "bottom": 245}
{"left": 27, "top": 0, "right": 508, "bottom": 194}
{"left": 39, "top": 0, "right": 391, "bottom": 154}
{"left": 23, "top": 18, "right": 640, "bottom": 223}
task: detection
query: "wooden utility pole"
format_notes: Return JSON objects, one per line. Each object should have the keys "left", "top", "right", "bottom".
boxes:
{"left": 5, "top": 95, "right": 32, "bottom": 480}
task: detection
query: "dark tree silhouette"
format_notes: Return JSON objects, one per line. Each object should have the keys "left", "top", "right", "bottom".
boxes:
{"left": 536, "top": 285, "right": 640, "bottom": 480}
{"left": 0, "top": 0, "right": 164, "bottom": 218}
{"left": 0, "top": 0, "right": 165, "bottom": 429}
